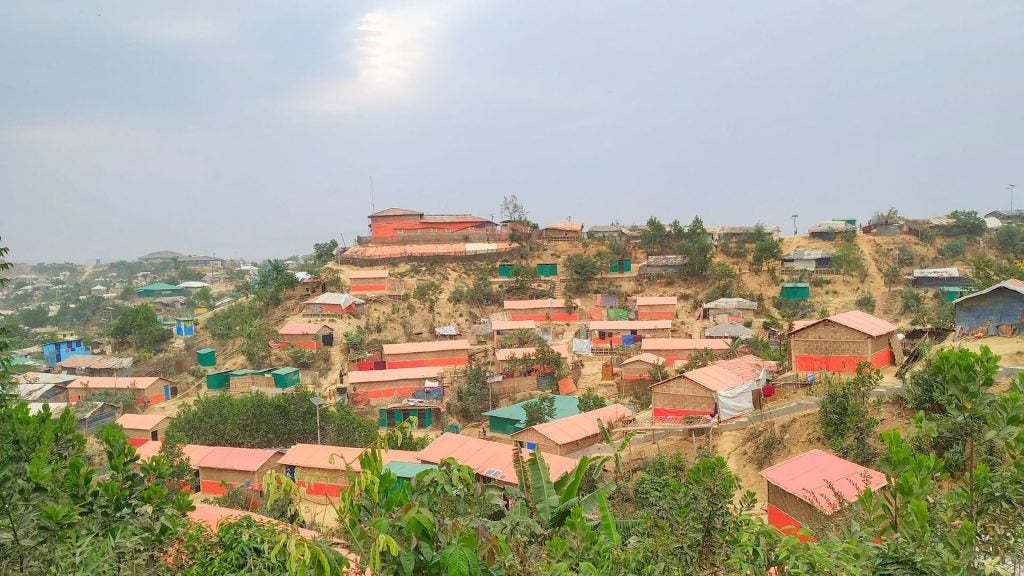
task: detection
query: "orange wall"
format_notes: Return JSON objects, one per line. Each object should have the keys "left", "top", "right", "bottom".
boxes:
{"left": 508, "top": 312, "right": 577, "bottom": 322}
{"left": 351, "top": 283, "right": 388, "bottom": 293}
{"left": 371, "top": 219, "right": 483, "bottom": 241}
{"left": 297, "top": 480, "right": 343, "bottom": 497}
{"left": 386, "top": 357, "right": 467, "bottom": 369}
{"left": 127, "top": 437, "right": 149, "bottom": 448}
{"left": 793, "top": 349, "right": 893, "bottom": 373}
{"left": 653, "top": 407, "right": 711, "bottom": 421}
{"left": 767, "top": 504, "right": 813, "bottom": 542}
{"left": 637, "top": 310, "right": 675, "bottom": 320}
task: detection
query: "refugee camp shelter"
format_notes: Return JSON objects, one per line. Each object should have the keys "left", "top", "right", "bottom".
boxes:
{"left": 808, "top": 221, "right": 856, "bottom": 240}
{"left": 135, "top": 283, "right": 185, "bottom": 298}
{"left": 116, "top": 414, "right": 171, "bottom": 447}
{"left": 11, "top": 374, "right": 72, "bottom": 402}
{"left": 378, "top": 401, "right": 442, "bottom": 428}
{"left": 196, "top": 446, "right": 283, "bottom": 495}
{"left": 511, "top": 404, "right": 634, "bottom": 455}
{"left": 494, "top": 345, "right": 570, "bottom": 373}
{"left": 348, "top": 269, "right": 391, "bottom": 293}
{"left": 382, "top": 340, "right": 470, "bottom": 368}
{"left": 27, "top": 402, "right": 119, "bottom": 432}
{"left": 761, "top": 449, "right": 887, "bottom": 539}
{"left": 640, "top": 338, "right": 730, "bottom": 366}
{"left": 504, "top": 299, "right": 580, "bottom": 322}
{"left": 706, "top": 322, "right": 754, "bottom": 340}
{"left": 416, "top": 433, "right": 578, "bottom": 486}
{"left": 278, "top": 444, "right": 423, "bottom": 496}
{"left": 491, "top": 319, "right": 538, "bottom": 346}
{"left": 539, "top": 222, "right": 584, "bottom": 242}
{"left": 702, "top": 298, "right": 758, "bottom": 322}
{"left": 67, "top": 376, "right": 176, "bottom": 406}
{"left": 483, "top": 395, "right": 580, "bottom": 435}
{"left": 650, "top": 355, "right": 776, "bottom": 422}
{"left": 789, "top": 310, "right": 898, "bottom": 373}
{"left": 275, "top": 323, "right": 334, "bottom": 350}
{"left": 619, "top": 353, "right": 665, "bottom": 381}
{"left": 953, "top": 279, "right": 1024, "bottom": 337}
{"left": 782, "top": 250, "right": 834, "bottom": 271}
{"left": 348, "top": 366, "right": 444, "bottom": 405}
{"left": 58, "top": 354, "right": 134, "bottom": 377}
{"left": 635, "top": 296, "right": 677, "bottom": 320}
{"left": 780, "top": 282, "right": 810, "bottom": 301}
{"left": 174, "top": 317, "right": 195, "bottom": 337}
{"left": 589, "top": 320, "right": 673, "bottom": 345}
{"left": 638, "top": 255, "right": 685, "bottom": 277}
{"left": 302, "top": 293, "right": 364, "bottom": 317}
{"left": 42, "top": 337, "right": 91, "bottom": 368}
{"left": 909, "top": 267, "right": 968, "bottom": 288}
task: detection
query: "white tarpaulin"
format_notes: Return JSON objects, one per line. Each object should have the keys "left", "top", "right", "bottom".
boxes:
{"left": 572, "top": 338, "right": 593, "bottom": 356}
{"left": 714, "top": 370, "right": 766, "bottom": 420}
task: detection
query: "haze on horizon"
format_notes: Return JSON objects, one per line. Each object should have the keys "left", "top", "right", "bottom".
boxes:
{"left": 1, "top": 1, "right": 1021, "bottom": 264}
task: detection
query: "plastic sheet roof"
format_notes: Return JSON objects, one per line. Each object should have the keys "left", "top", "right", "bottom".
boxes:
{"left": 635, "top": 296, "right": 677, "bottom": 306}
{"left": 348, "top": 366, "right": 445, "bottom": 384}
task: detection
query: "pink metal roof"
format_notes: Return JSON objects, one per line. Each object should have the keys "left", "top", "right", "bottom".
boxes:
{"left": 544, "top": 222, "right": 584, "bottom": 232}
{"left": 621, "top": 353, "right": 665, "bottom": 366}
{"left": 492, "top": 319, "right": 536, "bottom": 331}
{"left": 792, "top": 310, "right": 897, "bottom": 337}
{"left": 134, "top": 440, "right": 163, "bottom": 461}
{"left": 589, "top": 320, "right": 672, "bottom": 330}
{"left": 683, "top": 354, "right": 779, "bottom": 392}
{"left": 348, "top": 366, "right": 444, "bottom": 384}
{"left": 67, "top": 376, "right": 165, "bottom": 390}
{"left": 116, "top": 413, "right": 169, "bottom": 431}
{"left": 504, "top": 298, "right": 575, "bottom": 310}
{"left": 196, "top": 446, "right": 280, "bottom": 472}
{"left": 514, "top": 404, "right": 633, "bottom": 446}
{"left": 347, "top": 269, "right": 389, "bottom": 279}
{"left": 342, "top": 242, "right": 517, "bottom": 259}
{"left": 278, "top": 323, "right": 331, "bottom": 335}
{"left": 188, "top": 504, "right": 321, "bottom": 540}
{"left": 135, "top": 442, "right": 215, "bottom": 467}
{"left": 760, "top": 449, "right": 887, "bottom": 514}
{"left": 417, "top": 433, "right": 577, "bottom": 485}
{"left": 635, "top": 296, "right": 678, "bottom": 306}
{"left": 278, "top": 443, "right": 365, "bottom": 471}
{"left": 641, "top": 338, "right": 729, "bottom": 351}
{"left": 383, "top": 339, "right": 470, "bottom": 355}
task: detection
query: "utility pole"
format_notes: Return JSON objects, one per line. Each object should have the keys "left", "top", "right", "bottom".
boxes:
{"left": 1011, "top": 184, "right": 1017, "bottom": 213}
{"left": 791, "top": 214, "right": 799, "bottom": 236}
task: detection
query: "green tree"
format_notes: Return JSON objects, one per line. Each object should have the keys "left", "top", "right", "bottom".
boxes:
{"left": 192, "top": 286, "right": 212, "bottom": 308}
{"left": 832, "top": 240, "right": 868, "bottom": 279}
{"left": 938, "top": 238, "right": 968, "bottom": 259}
{"left": 446, "top": 359, "right": 491, "bottom": 422}
{"left": 563, "top": 253, "right": 599, "bottom": 292}
{"left": 15, "top": 305, "right": 50, "bottom": 328}
{"left": 413, "top": 280, "right": 443, "bottom": 327}
{"left": 817, "top": 365, "right": 880, "bottom": 464}
{"left": 648, "top": 362, "right": 670, "bottom": 382}
{"left": 994, "top": 224, "right": 1023, "bottom": 254}
{"left": 640, "top": 217, "right": 669, "bottom": 253}
{"left": 239, "top": 318, "right": 273, "bottom": 366}
{"left": 109, "top": 304, "right": 171, "bottom": 352}
{"left": 676, "top": 216, "right": 713, "bottom": 277}
{"left": 522, "top": 394, "right": 557, "bottom": 427}
{"left": 577, "top": 388, "right": 607, "bottom": 412}
{"left": 947, "top": 210, "right": 987, "bottom": 237}
{"left": 750, "top": 224, "right": 783, "bottom": 271}
{"left": 312, "top": 239, "right": 339, "bottom": 266}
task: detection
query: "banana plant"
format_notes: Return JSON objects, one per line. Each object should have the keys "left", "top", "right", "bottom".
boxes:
{"left": 516, "top": 449, "right": 615, "bottom": 530}
{"left": 597, "top": 419, "right": 636, "bottom": 482}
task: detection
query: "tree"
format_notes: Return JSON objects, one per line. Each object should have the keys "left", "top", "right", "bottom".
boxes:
{"left": 640, "top": 217, "right": 669, "bottom": 253}
{"left": 446, "top": 359, "right": 491, "bottom": 422}
{"left": 192, "top": 286, "right": 212, "bottom": 308}
{"left": 312, "top": 239, "right": 339, "bottom": 266}
{"left": 522, "top": 394, "right": 557, "bottom": 427}
{"left": 15, "top": 305, "right": 50, "bottom": 329}
{"left": 750, "top": 224, "right": 783, "bottom": 272}
{"left": 577, "top": 388, "right": 607, "bottom": 412}
{"left": 947, "top": 210, "right": 987, "bottom": 238}
{"left": 817, "top": 365, "right": 880, "bottom": 464}
{"left": 938, "top": 238, "right": 968, "bottom": 259}
{"left": 413, "top": 281, "right": 443, "bottom": 327}
{"left": 676, "top": 216, "right": 713, "bottom": 277}
{"left": 109, "top": 304, "right": 170, "bottom": 352}
{"left": 682, "top": 348, "right": 718, "bottom": 370}
{"left": 832, "top": 240, "right": 868, "bottom": 279}
{"left": 994, "top": 224, "right": 1023, "bottom": 254}
{"left": 648, "top": 362, "right": 670, "bottom": 382}
{"left": 239, "top": 318, "right": 273, "bottom": 366}
{"left": 501, "top": 194, "right": 533, "bottom": 244}
{"left": 563, "top": 253, "right": 599, "bottom": 292}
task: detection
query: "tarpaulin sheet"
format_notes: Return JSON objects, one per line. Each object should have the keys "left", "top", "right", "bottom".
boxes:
{"left": 572, "top": 338, "right": 593, "bottom": 356}
{"left": 715, "top": 373, "right": 765, "bottom": 420}
{"left": 793, "top": 349, "right": 893, "bottom": 373}
{"left": 606, "top": 308, "right": 629, "bottom": 321}
{"left": 652, "top": 407, "right": 711, "bottom": 422}
{"left": 589, "top": 308, "right": 605, "bottom": 320}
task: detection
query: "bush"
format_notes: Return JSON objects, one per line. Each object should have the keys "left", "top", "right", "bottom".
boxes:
{"left": 938, "top": 238, "right": 967, "bottom": 259}
{"left": 900, "top": 289, "right": 925, "bottom": 315}
{"left": 817, "top": 365, "right": 880, "bottom": 465}
{"left": 855, "top": 294, "right": 876, "bottom": 312}
{"left": 288, "top": 347, "right": 315, "bottom": 368}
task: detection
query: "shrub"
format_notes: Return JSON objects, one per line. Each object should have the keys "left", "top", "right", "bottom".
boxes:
{"left": 855, "top": 293, "right": 876, "bottom": 312}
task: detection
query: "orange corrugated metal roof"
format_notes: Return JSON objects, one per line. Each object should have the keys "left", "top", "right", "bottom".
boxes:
{"left": 504, "top": 299, "right": 577, "bottom": 310}
{"left": 278, "top": 323, "right": 331, "bottom": 335}
{"left": 116, "top": 413, "right": 169, "bottom": 431}
{"left": 641, "top": 338, "right": 729, "bottom": 351}
{"left": 684, "top": 355, "right": 778, "bottom": 392}
{"left": 514, "top": 404, "right": 633, "bottom": 446}
{"left": 621, "top": 353, "right": 665, "bottom": 366}
{"left": 589, "top": 320, "right": 672, "bottom": 330}
{"left": 188, "top": 504, "right": 321, "bottom": 540}
{"left": 760, "top": 449, "right": 887, "bottom": 514}
{"left": 68, "top": 376, "right": 165, "bottom": 389}
{"left": 347, "top": 269, "right": 389, "bottom": 279}
{"left": 492, "top": 320, "right": 536, "bottom": 331}
{"left": 557, "top": 377, "right": 577, "bottom": 395}
{"left": 196, "top": 446, "right": 279, "bottom": 472}
{"left": 416, "top": 433, "right": 577, "bottom": 484}
{"left": 791, "top": 310, "right": 897, "bottom": 337}
{"left": 348, "top": 366, "right": 444, "bottom": 384}
{"left": 635, "top": 296, "right": 677, "bottom": 306}
{"left": 383, "top": 340, "right": 470, "bottom": 355}
{"left": 343, "top": 242, "right": 516, "bottom": 258}
{"left": 545, "top": 222, "right": 584, "bottom": 232}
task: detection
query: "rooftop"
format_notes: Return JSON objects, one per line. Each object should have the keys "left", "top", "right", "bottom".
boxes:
{"left": 278, "top": 323, "right": 332, "bottom": 335}
{"left": 348, "top": 366, "right": 445, "bottom": 384}
{"left": 544, "top": 221, "right": 584, "bottom": 233}
{"left": 791, "top": 310, "right": 898, "bottom": 337}
{"left": 491, "top": 319, "right": 537, "bottom": 331}
{"left": 504, "top": 299, "right": 576, "bottom": 310}
{"left": 196, "top": 446, "right": 280, "bottom": 472}
{"left": 641, "top": 338, "right": 731, "bottom": 351}
{"left": 760, "top": 449, "right": 887, "bottom": 514}
{"left": 706, "top": 322, "right": 755, "bottom": 338}
{"left": 680, "top": 354, "right": 778, "bottom": 392}
{"left": 589, "top": 320, "right": 672, "bottom": 330}
{"left": 67, "top": 376, "right": 165, "bottom": 390}
{"left": 644, "top": 255, "right": 685, "bottom": 266}
{"left": 416, "top": 433, "right": 577, "bottom": 484}
{"left": 704, "top": 297, "right": 758, "bottom": 310}
{"left": 483, "top": 395, "right": 580, "bottom": 424}
{"left": 635, "top": 296, "right": 677, "bottom": 306}
{"left": 116, "top": 413, "right": 169, "bottom": 430}
{"left": 513, "top": 404, "right": 633, "bottom": 445}
{"left": 953, "top": 278, "right": 1024, "bottom": 304}
{"left": 304, "top": 293, "right": 365, "bottom": 307}
{"left": 383, "top": 340, "right": 471, "bottom": 355}
{"left": 369, "top": 207, "right": 424, "bottom": 217}
{"left": 783, "top": 249, "right": 834, "bottom": 260}
{"left": 278, "top": 444, "right": 422, "bottom": 472}
{"left": 620, "top": 352, "right": 665, "bottom": 366}
{"left": 346, "top": 269, "right": 389, "bottom": 279}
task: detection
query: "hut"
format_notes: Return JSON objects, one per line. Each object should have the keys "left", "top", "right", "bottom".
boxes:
{"left": 174, "top": 317, "right": 196, "bottom": 337}
{"left": 705, "top": 322, "right": 754, "bottom": 340}
{"left": 539, "top": 222, "right": 584, "bottom": 243}
{"left": 640, "top": 338, "right": 730, "bottom": 366}
{"left": 953, "top": 278, "right": 1024, "bottom": 337}
{"left": 416, "top": 433, "right": 577, "bottom": 486}
{"left": 511, "top": 404, "right": 634, "bottom": 456}
{"left": 56, "top": 354, "right": 134, "bottom": 377}
{"left": 348, "top": 270, "right": 404, "bottom": 297}
{"left": 702, "top": 298, "right": 758, "bottom": 322}
{"left": 808, "top": 221, "right": 856, "bottom": 240}
{"left": 497, "top": 263, "right": 515, "bottom": 278}
{"left": 638, "top": 255, "right": 685, "bottom": 277}
{"left": 589, "top": 320, "right": 673, "bottom": 346}
{"left": 378, "top": 401, "right": 442, "bottom": 428}
{"left": 619, "top": 352, "right": 665, "bottom": 383}
{"left": 278, "top": 444, "right": 423, "bottom": 497}
{"left": 782, "top": 249, "right": 834, "bottom": 271}
{"left": 789, "top": 310, "right": 898, "bottom": 373}
{"left": 67, "top": 376, "right": 176, "bottom": 406}
{"left": 135, "top": 283, "right": 185, "bottom": 298}
{"left": 760, "top": 449, "right": 886, "bottom": 539}
{"left": 348, "top": 366, "right": 444, "bottom": 405}
{"left": 780, "top": 282, "right": 810, "bottom": 301}
{"left": 608, "top": 257, "right": 632, "bottom": 274}
{"left": 635, "top": 296, "right": 677, "bottom": 320}
{"left": 382, "top": 340, "right": 470, "bottom": 368}
{"left": 274, "top": 323, "right": 334, "bottom": 350}
{"left": 116, "top": 413, "right": 171, "bottom": 447}
{"left": 27, "top": 402, "right": 119, "bottom": 433}
{"left": 535, "top": 263, "right": 559, "bottom": 277}
{"left": 909, "top": 267, "right": 968, "bottom": 288}
{"left": 492, "top": 319, "right": 538, "bottom": 347}
{"left": 503, "top": 299, "right": 580, "bottom": 322}
{"left": 650, "top": 355, "right": 777, "bottom": 422}
{"left": 302, "top": 293, "right": 364, "bottom": 317}
{"left": 42, "top": 337, "right": 91, "bottom": 368}
{"left": 482, "top": 395, "right": 580, "bottom": 435}
{"left": 11, "top": 374, "right": 73, "bottom": 402}
{"left": 196, "top": 446, "right": 283, "bottom": 495}
{"left": 863, "top": 211, "right": 902, "bottom": 236}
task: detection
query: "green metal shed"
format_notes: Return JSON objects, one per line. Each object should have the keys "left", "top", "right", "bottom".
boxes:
{"left": 482, "top": 395, "right": 581, "bottom": 435}
{"left": 609, "top": 259, "right": 631, "bottom": 274}
{"left": 940, "top": 286, "right": 974, "bottom": 303}
{"left": 497, "top": 263, "right": 515, "bottom": 278}
{"left": 383, "top": 461, "right": 436, "bottom": 481}
{"left": 135, "top": 283, "right": 185, "bottom": 298}
{"left": 271, "top": 367, "right": 300, "bottom": 389}
{"left": 780, "top": 282, "right": 811, "bottom": 301}
{"left": 196, "top": 348, "right": 216, "bottom": 367}
{"left": 536, "top": 263, "right": 558, "bottom": 277}
{"left": 206, "top": 370, "right": 231, "bottom": 391}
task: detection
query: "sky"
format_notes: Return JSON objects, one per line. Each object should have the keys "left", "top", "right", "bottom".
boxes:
{"left": 1, "top": 1, "right": 1022, "bottom": 264}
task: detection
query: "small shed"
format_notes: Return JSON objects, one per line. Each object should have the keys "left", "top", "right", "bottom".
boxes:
{"left": 175, "top": 317, "right": 195, "bottom": 337}
{"left": 271, "top": 367, "right": 300, "bottom": 389}
{"left": 379, "top": 402, "right": 441, "bottom": 428}
{"left": 482, "top": 395, "right": 581, "bottom": 435}
{"left": 705, "top": 322, "right": 754, "bottom": 340}
{"left": 116, "top": 413, "right": 171, "bottom": 447}
{"left": 275, "top": 323, "right": 334, "bottom": 350}
{"left": 539, "top": 222, "right": 584, "bottom": 243}
{"left": 789, "top": 310, "right": 898, "bottom": 373}
{"left": 511, "top": 404, "right": 634, "bottom": 455}
{"left": 303, "top": 293, "right": 364, "bottom": 317}
{"left": 650, "top": 355, "right": 776, "bottom": 422}
{"left": 196, "top": 446, "right": 283, "bottom": 495}
{"left": 639, "top": 255, "right": 684, "bottom": 277}
{"left": 808, "top": 221, "right": 856, "bottom": 240}
{"left": 67, "top": 376, "right": 176, "bottom": 406}
{"left": 348, "top": 269, "right": 390, "bottom": 293}
{"left": 278, "top": 444, "right": 364, "bottom": 497}
{"left": 780, "top": 282, "right": 810, "bottom": 301}
{"left": 635, "top": 296, "right": 677, "bottom": 320}
{"left": 205, "top": 370, "right": 231, "bottom": 391}
{"left": 782, "top": 250, "right": 834, "bottom": 271}
{"left": 941, "top": 286, "right": 974, "bottom": 303}
{"left": 384, "top": 461, "right": 437, "bottom": 482}
{"left": 535, "top": 263, "right": 559, "bottom": 277}
{"left": 135, "top": 283, "right": 185, "bottom": 298}
{"left": 382, "top": 340, "right": 470, "bottom": 368}
{"left": 589, "top": 320, "right": 673, "bottom": 346}
{"left": 640, "top": 338, "right": 730, "bottom": 366}
{"left": 27, "top": 402, "right": 119, "bottom": 433}
{"left": 909, "top": 267, "right": 968, "bottom": 288}
{"left": 761, "top": 449, "right": 887, "bottom": 539}
{"left": 196, "top": 347, "right": 216, "bottom": 367}
{"left": 497, "top": 263, "right": 515, "bottom": 278}
{"left": 504, "top": 299, "right": 579, "bottom": 322}
{"left": 702, "top": 298, "right": 759, "bottom": 322}
{"left": 608, "top": 258, "right": 632, "bottom": 274}
{"left": 953, "top": 279, "right": 1024, "bottom": 337}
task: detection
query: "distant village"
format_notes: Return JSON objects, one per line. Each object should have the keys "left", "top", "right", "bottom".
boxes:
{"left": 4, "top": 201, "right": 1024, "bottom": 540}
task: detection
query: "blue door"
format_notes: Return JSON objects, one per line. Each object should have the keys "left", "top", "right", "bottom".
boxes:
{"left": 526, "top": 442, "right": 537, "bottom": 450}
{"left": 163, "top": 385, "right": 171, "bottom": 400}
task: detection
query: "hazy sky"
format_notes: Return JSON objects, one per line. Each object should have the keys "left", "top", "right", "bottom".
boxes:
{"left": 2, "top": 1, "right": 1022, "bottom": 263}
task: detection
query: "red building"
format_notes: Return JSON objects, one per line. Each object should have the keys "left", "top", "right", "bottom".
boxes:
{"left": 504, "top": 299, "right": 580, "bottom": 322}
{"left": 382, "top": 340, "right": 470, "bottom": 368}
{"left": 789, "top": 310, "right": 897, "bottom": 373}
{"left": 367, "top": 208, "right": 499, "bottom": 243}
{"left": 634, "top": 296, "right": 678, "bottom": 320}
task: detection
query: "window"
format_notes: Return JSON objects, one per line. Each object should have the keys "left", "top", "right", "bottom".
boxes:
{"left": 150, "top": 430, "right": 159, "bottom": 441}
